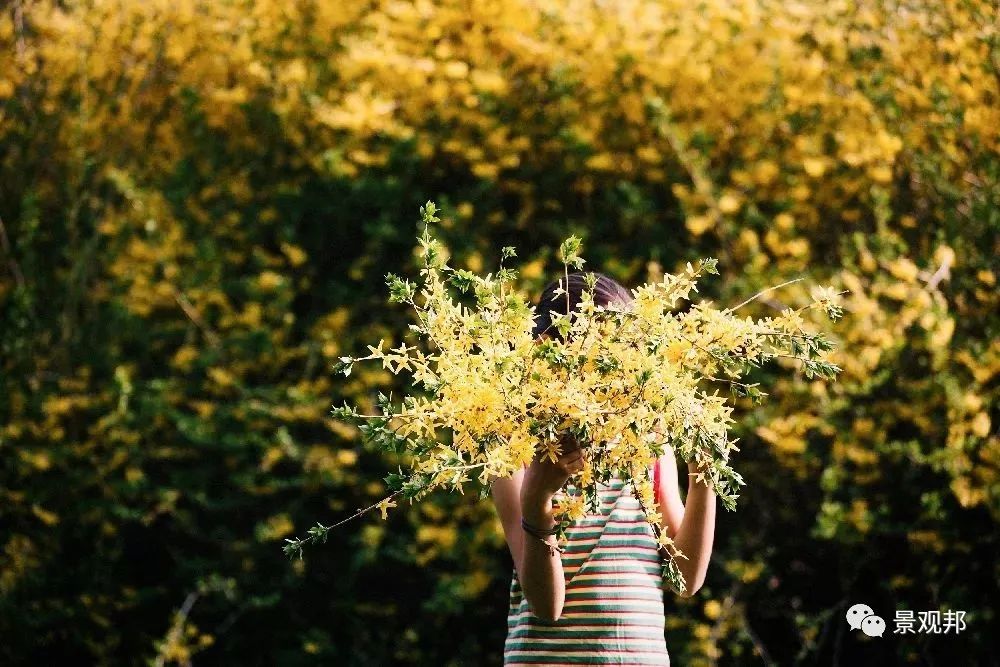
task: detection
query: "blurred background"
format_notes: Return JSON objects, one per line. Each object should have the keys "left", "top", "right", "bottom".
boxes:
{"left": 1, "top": 0, "right": 997, "bottom": 665}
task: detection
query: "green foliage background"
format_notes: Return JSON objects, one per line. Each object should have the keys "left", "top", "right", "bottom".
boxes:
{"left": 1, "top": 1, "right": 997, "bottom": 664}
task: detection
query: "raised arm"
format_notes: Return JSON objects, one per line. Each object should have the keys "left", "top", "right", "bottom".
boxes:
{"left": 656, "top": 448, "right": 716, "bottom": 597}
{"left": 490, "top": 439, "right": 584, "bottom": 622}
{"left": 655, "top": 447, "right": 686, "bottom": 539}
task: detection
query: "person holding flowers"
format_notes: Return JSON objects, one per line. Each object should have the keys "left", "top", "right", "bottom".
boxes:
{"left": 491, "top": 272, "right": 717, "bottom": 666}
{"left": 287, "top": 204, "right": 841, "bottom": 662}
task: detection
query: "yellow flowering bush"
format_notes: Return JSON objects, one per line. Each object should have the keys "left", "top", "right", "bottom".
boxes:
{"left": 2, "top": 0, "right": 996, "bottom": 662}
{"left": 286, "top": 201, "right": 844, "bottom": 592}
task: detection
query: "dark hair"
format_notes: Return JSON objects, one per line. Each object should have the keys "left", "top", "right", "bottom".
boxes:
{"left": 532, "top": 271, "right": 634, "bottom": 341}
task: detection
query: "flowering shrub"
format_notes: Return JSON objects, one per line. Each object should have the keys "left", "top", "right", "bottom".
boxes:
{"left": 2, "top": 0, "right": 996, "bottom": 663}
{"left": 285, "top": 201, "right": 843, "bottom": 592}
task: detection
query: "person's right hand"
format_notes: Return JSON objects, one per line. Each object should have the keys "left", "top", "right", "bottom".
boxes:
{"left": 520, "top": 435, "right": 585, "bottom": 508}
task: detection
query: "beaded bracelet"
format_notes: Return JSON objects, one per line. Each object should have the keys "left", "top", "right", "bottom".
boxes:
{"left": 520, "top": 516, "right": 559, "bottom": 536}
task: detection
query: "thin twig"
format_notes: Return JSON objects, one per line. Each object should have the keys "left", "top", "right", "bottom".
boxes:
{"left": 707, "top": 588, "right": 738, "bottom": 667}
{"left": 321, "top": 488, "right": 405, "bottom": 532}
{"left": 741, "top": 608, "right": 776, "bottom": 666}
{"left": 154, "top": 591, "right": 200, "bottom": 667}
{"left": 171, "top": 286, "right": 221, "bottom": 346}
{"left": 925, "top": 256, "right": 952, "bottom": 291}
{"left": 213, "top": 599, "right": 252, "bottom": 638}
{"left": 729, "top": 277, "right": 804, "bottom": 312}
{"left": 13, "top": 0, "right": 26, "bottom": 60}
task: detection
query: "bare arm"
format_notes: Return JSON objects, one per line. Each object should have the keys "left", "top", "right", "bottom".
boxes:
{"left": 667, "top": 458, "right": 716, "bottom": 597}
{"left": 655, "top": 448, "right": 685, "bottom": 540}
{"left": 490, "top": 440, "right": 583, "bottom": 622}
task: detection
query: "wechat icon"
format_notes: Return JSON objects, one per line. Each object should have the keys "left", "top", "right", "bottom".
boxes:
{"left": 846, "top": 603, "right": 885, "bottom": 637}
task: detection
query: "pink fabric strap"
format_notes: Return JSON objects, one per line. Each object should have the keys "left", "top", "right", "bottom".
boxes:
{"left": 653, "top": 456, "right": 661, "bottom": 501}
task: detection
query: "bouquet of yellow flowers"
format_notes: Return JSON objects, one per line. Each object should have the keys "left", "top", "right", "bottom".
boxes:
{"left": 286, "top": 201, "right": 844, "bottom": 593}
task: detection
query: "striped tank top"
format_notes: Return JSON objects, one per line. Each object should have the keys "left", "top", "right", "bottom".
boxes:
{"left": 504, "top": 473, "right": 671, "bottom": 666}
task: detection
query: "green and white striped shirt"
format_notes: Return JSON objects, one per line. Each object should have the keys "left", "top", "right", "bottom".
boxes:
{"left": 504, "top": 475, "right": 671, "bottom": 666}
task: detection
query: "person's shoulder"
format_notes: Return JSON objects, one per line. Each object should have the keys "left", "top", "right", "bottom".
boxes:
{"left": 486, "top": 463, "right": 527, "bottom": 487}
